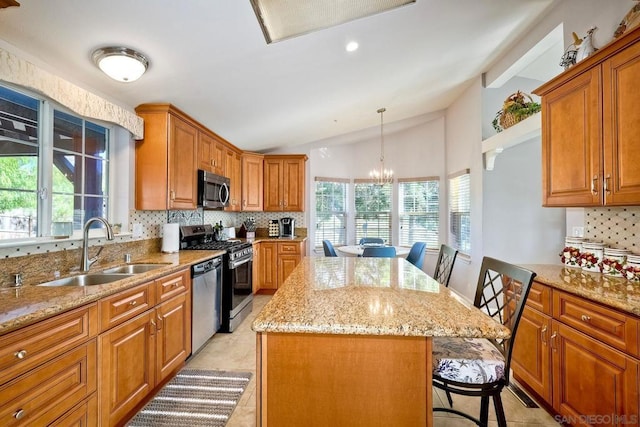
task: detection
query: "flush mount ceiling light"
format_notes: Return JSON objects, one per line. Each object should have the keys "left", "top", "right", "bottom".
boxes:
{"left": 345, "top": 41, "right": 359, "bottom": 52}
{"left": 92, "top": 47, "right": 149, "bottom": 83}
{"left": 250, "top": 0, "right": 415, "bottom": 44}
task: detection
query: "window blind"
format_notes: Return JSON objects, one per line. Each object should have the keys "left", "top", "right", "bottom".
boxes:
{"left": 448, "top": 170, "right": 470, "bottom": 253}
{"left": 355, "top": 182, "right": 391, "bottom": 244}
{"left": 399, "top": 179, "right": 439, "bottom": 248}
{"left": 315, "top": 179, "right": 347, "bottom": 246}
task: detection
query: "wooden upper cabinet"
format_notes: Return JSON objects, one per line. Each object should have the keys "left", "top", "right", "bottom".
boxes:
{"left": 242, "top": 153, "right": 264, "bottom": 211}
{"left": 135, "top": 104, "right": 198, "bottom": 210}
{"left": 602, "top": 41, "right": 640, "bottom": 205}
{"left": 263, "top": 155, "right": 307, "bottom": 211}
{"left": 197, "top": 131, "right": 216, "bottom": 173}
{"left": 535, "top": 26, "right": 640, "bottom": 207}
{"left": 225, "top": 148, "right": 242, "bottom": 211}
{"left": 539, "top": 68, "right": 601, "bottom": 207}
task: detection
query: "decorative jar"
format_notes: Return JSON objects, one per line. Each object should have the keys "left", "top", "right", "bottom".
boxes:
{"left": 624, "top": 254, "right": 640, "bottom": 282}
{"left": 580, "top": 242, "right": 604, "bottom": 272}
{"left": 561, "top": 237, "right": 586, "bottom": 267}
{"left": 601, "top": 248, "right": 630, "bottom": 277}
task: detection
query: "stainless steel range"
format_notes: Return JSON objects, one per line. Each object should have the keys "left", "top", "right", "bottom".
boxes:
{"left": 180, "top": 224, "right": 253, "bottom": 332}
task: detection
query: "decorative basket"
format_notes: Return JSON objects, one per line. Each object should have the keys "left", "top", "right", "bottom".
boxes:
{"left": 492, "top": 91, "right": 541, "bottom": 133}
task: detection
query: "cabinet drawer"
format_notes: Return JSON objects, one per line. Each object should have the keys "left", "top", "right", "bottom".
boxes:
{"left": 0, "top": 339, "right": 97, "bottom": 426}
{"left": 527, "top": 281, "right": 552, "bottom": 315}
{"left": 553, "top": 290, "right": 638, "bottom": 357}
{"left": 156, "top": 268, "right": 190, "bottom": 303}
{"left": 0, "top": 304, "right": 97, "bottom": 386}
{"left": 49, "top": 393, "right": 97, "bottom": 427}
{"left": 278, "top": 242, "right": 300, "bottom": 255}
{"left": 99, "top": 282, "right": 155, "bottom": 332}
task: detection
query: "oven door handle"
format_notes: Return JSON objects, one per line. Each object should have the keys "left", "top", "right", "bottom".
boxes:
{"left": 229, "top": 256, "right": 252, "bottom": 269}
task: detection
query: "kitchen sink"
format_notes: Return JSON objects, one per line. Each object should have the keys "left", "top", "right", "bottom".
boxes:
{"left": 102, "top": 263, "right": 170, "bottom": 274}
{"left": 37, "top": 273, "right": 135, "bottom": 287}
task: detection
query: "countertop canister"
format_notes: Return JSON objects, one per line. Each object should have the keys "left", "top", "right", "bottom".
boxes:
{"left": 580, "top": 241, "right": 604, "bottom": 272}
{"left": 624, "top": 254, "right": 640, "bottom": 282}
{"left": 562, "top": 237, "right": 587, "bottom": 267}
{"left": 602, "top": 248, "right": 630, "bottom": 277}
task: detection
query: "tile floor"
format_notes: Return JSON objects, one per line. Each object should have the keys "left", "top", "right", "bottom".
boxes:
{"left": 187, "top": 294, "right": 561, "bottom": 426}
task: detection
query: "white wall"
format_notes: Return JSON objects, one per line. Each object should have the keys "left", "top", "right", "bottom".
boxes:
{"left": 444, "top": 77, "right": 484, "bottom": 298}
{"left": 306, "top": 115, "right": 446, "bottom": 254}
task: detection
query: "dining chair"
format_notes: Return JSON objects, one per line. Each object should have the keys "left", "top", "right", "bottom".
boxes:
{"left": 433, "top": 244, "right": 459, "bottom": 287}
{"left": 322, "top": 240, "right": 338, "bottom": 257}
{"left": 406, "top": 242, "right": 427, "bottom": 269}
{"left": 359, "top": 237, "right": 384, "bottom": 245}
{"left": 362, "top": 246, "right": 396, "bottom": 257}
{"left": 432, "top": 257, "right": 536, "bottom": 427}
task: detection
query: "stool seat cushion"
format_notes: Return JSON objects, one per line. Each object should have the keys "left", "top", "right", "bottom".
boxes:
{"left": 432, "top": 337, "right": 505, "bottom": 384}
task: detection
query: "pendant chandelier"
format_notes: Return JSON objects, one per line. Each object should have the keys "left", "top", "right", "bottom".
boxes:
{"left": 369, "top": 107, "right": 393, "bottom": 185}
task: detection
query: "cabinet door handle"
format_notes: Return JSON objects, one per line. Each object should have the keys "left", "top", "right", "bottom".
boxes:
{"left": 13, "top": 409, "right": 25, "bottom": 420}
{"left": 541, "top": 325, "right": 548, "bottom": 344}
{"left": 550, "top": 332, "right": 557, "bottom": 351}
{"left": 15, "top": 349, "right": 27, "bottom": 360}
{"left": 150, "top": 319, "right": 156, "bottom": 335}
{"left": 581, "top": 314, "right": 591, "bottom": 322}
{"left": 170, "top": 190, "right": 176, "bottom": 201}
{"left": 157, "top": 314, "right": 163, "bottom": 330}
{"left": 591, "top": 176, "right": 598, "bottom": 195}
{"left": 604, "top": 174, "right": 611, "bottom": 194}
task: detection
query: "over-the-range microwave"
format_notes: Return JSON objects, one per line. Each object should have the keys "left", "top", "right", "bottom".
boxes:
{"left": 198, "top": 169, "right": 230, "bottom": 209}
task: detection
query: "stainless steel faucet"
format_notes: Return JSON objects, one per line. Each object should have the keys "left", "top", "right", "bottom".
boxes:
{"left": 80, "top": 217, "right": 114, "bottom": 272}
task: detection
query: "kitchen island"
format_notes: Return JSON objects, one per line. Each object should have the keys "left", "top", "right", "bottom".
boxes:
{"left": 252, "top": 257, "right": 511, "bottom": 427}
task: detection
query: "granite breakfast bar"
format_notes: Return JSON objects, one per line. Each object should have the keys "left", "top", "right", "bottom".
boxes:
{"left": 252, "top": 257, "right": 512, "bottom": 427}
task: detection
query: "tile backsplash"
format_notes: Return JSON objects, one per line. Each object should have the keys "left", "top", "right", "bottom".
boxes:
{"left": 585, "top": 207, "right": 640, "bottom": 252}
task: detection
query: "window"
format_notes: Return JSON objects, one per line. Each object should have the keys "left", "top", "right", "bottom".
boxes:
{"left": 448, "top": 169, "right": 470, "bottom": 254}
{"left": 399, "top": 177, "right": 439, "bottom": 248}
{"left": 315, "top": 177, "right": 348, "bottom": 247}
{"left": 0, "top": 84, "right": 110, "bottom": 240}
{"left": 354, "top": 180, "right": 391, "bottom": 244}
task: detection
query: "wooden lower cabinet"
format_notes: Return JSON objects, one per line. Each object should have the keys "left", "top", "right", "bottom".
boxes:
{"left": 255, "top": 240, "right": 305, "bottom": 292}
{"left": 512, "top": 306, "right": 553, "bottom": 403}
{"left": 49, "top": 394, "right": 98, "bottom": 427}
{"left": 552, "top": 321, "right": 639, "bottom": 426}
{"left": 99, "top": 272, "right": 191, "bottom": 427}
{"left": 513, "top": 281, "right": 640, "bottom": 426}
{"left": 0, "top": 340, "right": 97, "bottom": 426}
{"left": 99, "top": 310, "right": 156, "bottom": 426}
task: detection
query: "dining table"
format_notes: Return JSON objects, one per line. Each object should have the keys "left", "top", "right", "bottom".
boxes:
{"left": 335, "top": 244, "right": 410, "bottom": 257}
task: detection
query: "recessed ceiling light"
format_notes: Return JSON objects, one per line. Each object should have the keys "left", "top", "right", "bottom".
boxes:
{"left": 346, "top": 41, "right": 359, "bottom": 52}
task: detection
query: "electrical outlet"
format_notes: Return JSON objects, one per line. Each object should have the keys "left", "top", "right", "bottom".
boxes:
{"left": 132, "top": 223, "right": 143, "bottom": 238}
{"left": 572, "top": 226, "right": 584, "bottom": 237}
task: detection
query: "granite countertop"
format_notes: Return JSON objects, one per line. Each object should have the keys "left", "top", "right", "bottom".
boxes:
{"left": 252, "top": 257, "right": 511, "bottom": 339}
{"left": 522, "top": 264, "right": 640, "bottom": 316}
{"left": 0, "top": 250, "right": 224, "bottom": 336}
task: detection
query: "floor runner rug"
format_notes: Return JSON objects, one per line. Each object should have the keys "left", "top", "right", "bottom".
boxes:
{"left": 127, "top": 369, "right": 252, "bottom": 427}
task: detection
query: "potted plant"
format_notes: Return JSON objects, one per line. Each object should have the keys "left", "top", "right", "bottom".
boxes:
{"left": 492, "top": 91, "right": 541, "bottom": 133}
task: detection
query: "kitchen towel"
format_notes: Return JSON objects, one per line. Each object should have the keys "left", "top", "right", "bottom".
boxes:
{"left": 161, "top": 223, "right": 180, "bottom": 253}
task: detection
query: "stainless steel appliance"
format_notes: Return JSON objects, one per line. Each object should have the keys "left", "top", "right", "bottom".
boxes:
{"left": 279, "top": 217, "right": 295, "bottom": 238}
{"left": 191, "top": 256, "right": 222, "bottom": 354}
{"left": 197, "top": 170, "right": 230, "bottom": 209}
{"left": 180, "top": 224, "right": 253, "bottom": 332}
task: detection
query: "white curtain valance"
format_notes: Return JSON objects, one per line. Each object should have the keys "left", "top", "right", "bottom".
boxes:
{"left": 0, "top": 47, "right": 144, "bottom": 139}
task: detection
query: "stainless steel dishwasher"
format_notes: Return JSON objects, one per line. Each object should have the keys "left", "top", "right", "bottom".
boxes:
{"left": 191, "top": 256, "right": 222, "bottom": 355}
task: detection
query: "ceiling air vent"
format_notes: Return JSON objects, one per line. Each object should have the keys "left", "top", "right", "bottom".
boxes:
{"left": 250, "top": 0, "right": 415, "bottom": 44}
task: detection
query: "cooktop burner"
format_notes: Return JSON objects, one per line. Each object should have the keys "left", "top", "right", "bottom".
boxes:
{"left": 179, "top": 224, "right": 251, "bottom": 254}
{"left": 187, "top": 241, "right": 251, "bottom": 251}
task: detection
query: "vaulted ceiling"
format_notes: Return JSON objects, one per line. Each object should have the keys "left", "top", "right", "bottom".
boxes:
{"left": 0, "top": 0, "right": 556, "bottom": 151}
